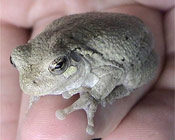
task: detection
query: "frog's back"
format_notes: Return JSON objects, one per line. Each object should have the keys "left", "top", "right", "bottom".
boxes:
{"left": 45, "top": 12, "right": 154, "bottom": 67}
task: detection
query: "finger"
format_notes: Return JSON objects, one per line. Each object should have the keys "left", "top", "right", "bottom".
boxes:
{"left": 164, "top": 8, "right": 174, "bottom": 55}
{"left": 135, "top": 0, "right": 174, "bottom": 11}
{"left": 1, "top": 0, "right": 174, "bottom": 27}
{"left": 0, "top": 21, "right": 30, "bottom": 140}
{"left": 103, "top": 89, "right": 174, "bottom": 140}
{"left": 1, "top": 0, "right": 131, "bottom": 27}
{"left": 156, "top": 7, "right": 175, "bottom": 89}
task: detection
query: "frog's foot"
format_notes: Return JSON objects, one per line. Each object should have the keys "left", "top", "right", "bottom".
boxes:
{"left": 56, "top": 92, "right": 98, "bottom": 135}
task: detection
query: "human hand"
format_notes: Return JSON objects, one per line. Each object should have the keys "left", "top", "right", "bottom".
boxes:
{"left": 0, "top": 1, "right": 174, "bottom": 140}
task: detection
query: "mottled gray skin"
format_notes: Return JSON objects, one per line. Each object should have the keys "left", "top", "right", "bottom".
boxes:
{"left": 10, "top": 12, "right": 158, "bottom": 135}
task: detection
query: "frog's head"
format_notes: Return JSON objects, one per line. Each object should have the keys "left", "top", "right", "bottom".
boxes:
{"left": 10, "top": 35, "right": 89, "bottom": 96}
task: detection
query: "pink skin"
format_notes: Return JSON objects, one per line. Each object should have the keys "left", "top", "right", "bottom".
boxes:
{"left": 0, "top": 1, "right": 174, "bottom": 140}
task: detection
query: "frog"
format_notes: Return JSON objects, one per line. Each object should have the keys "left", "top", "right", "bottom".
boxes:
{"left": 10, "top": 12, "right": 158, "bottom": 135}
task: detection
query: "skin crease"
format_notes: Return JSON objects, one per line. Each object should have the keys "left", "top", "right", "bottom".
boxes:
{"left": 0, "top": 1, "right": 174, "bottom": 140}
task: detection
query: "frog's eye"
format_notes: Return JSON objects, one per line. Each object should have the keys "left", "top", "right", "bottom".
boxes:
{"left": 49, "top": 56, "right": 69, "bottom": 75}
{"left": 10, "top": 56, "right": 16, "bottom": 68}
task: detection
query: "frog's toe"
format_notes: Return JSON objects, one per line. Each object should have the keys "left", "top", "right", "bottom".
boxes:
{"left": 100, "top": 98, "right": 113, "bottom": 107}
{"left": 55, "top": 110, "right": 66, "bottom": 120}
{"left": 62, "top": 92, "right": 72, "bottom": 99}
{"left": 86, "top": 125, "right": 95, "bottom": 135}
{"left": 108, "top": 98, "right": 115, "bottom": 105}
{"left": 56, "top": 104, "right": 77, "bottom": 120}
{"left": 100, "top": 99, "right": 107, "bottom": 107}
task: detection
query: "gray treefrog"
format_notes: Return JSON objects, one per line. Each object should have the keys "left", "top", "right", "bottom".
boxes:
{"left": 10, "top": 12, "right": 158, "bottom": 135}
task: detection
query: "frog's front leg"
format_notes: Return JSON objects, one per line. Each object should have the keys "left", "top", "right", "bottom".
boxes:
{"left": 28, "top": 96, "right": 40, "bottom": 110}
{"left": 56, "top": 92, "right": 98, "bottom": 135}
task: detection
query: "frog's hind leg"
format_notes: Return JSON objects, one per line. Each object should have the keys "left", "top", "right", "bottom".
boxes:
{"left": 56, "top": 92, "right": 98, "bottom": 135}
{"left": 101, "top": 85, "right": 131, "bottom": 107}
